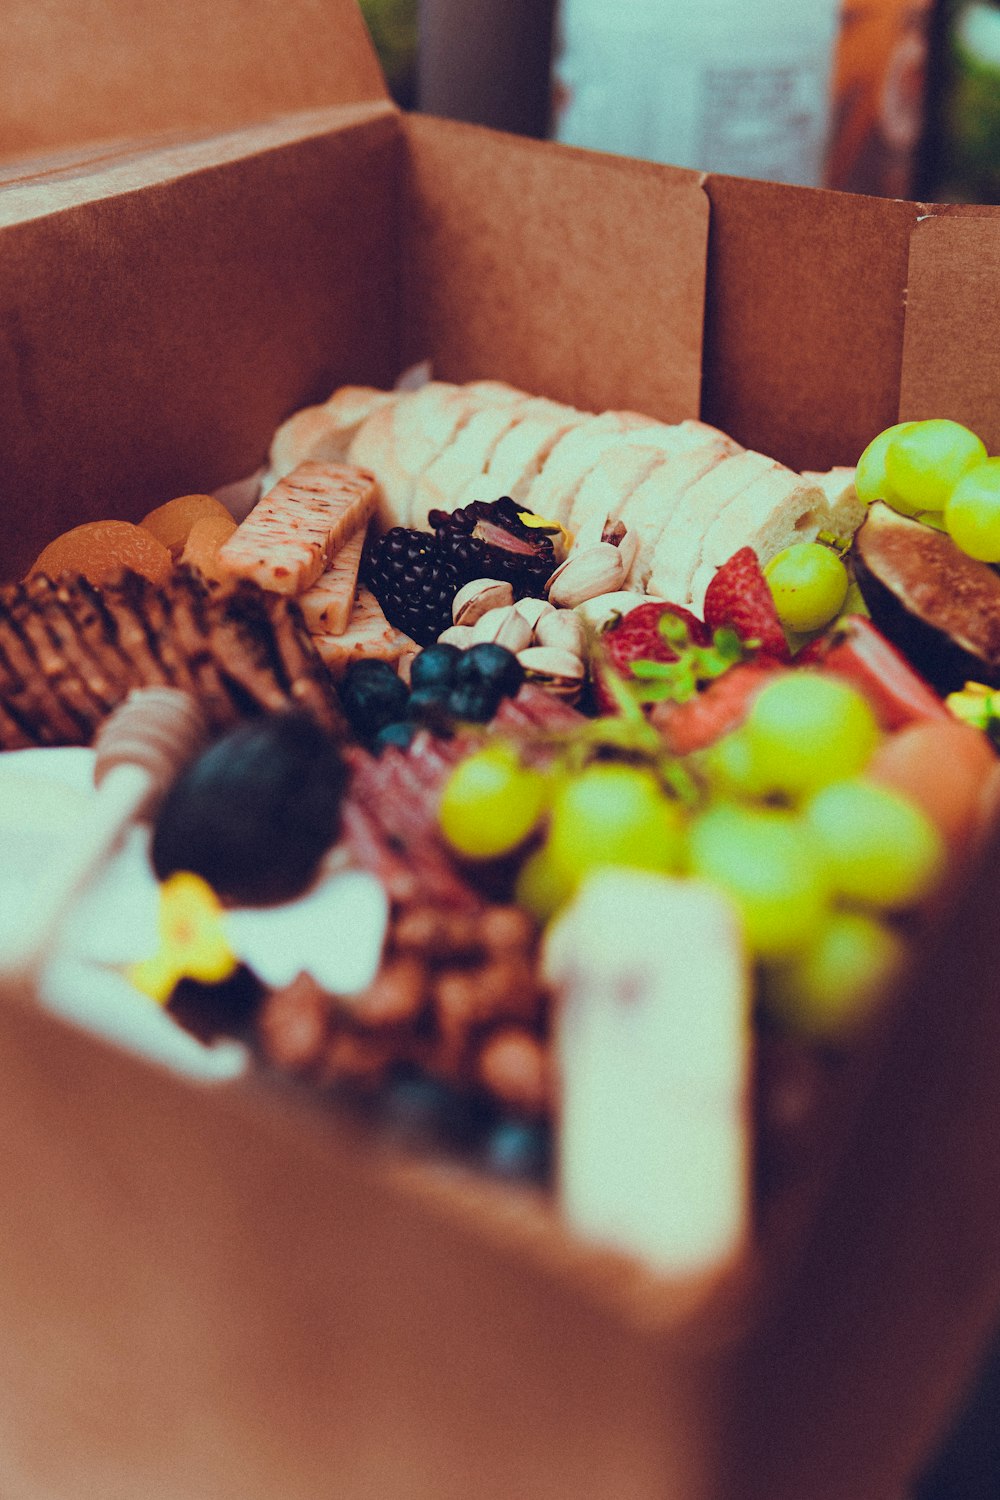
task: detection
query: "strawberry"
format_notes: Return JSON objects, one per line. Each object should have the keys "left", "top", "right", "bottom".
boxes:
{"left": 594, "top": 601, "right": 710, "bottom": 713}
{"left": 800, "top": 614, "right": 949, "bottom": 731}
{"left": 703, "top": 547, "right": 791, "bottom": 661}
{"left": 652, "top": 660, "right": 785, "bottom": 754}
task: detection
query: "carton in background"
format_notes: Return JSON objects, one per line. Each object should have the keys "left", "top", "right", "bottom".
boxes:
{"left": 2, "top": 3, "right": 1000, "bottom": 1496}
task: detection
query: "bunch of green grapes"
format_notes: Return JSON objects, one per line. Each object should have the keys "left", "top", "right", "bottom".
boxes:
{"left": 436, "top": 668, "right": 944, "bottom": 1041}
{"left": 857, "top": 417, "right": 1000, "bottom": 563}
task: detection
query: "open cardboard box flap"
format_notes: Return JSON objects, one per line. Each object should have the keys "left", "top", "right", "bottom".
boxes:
{"left": 4, "top": 5, "right": 1000, "bottom": 1496}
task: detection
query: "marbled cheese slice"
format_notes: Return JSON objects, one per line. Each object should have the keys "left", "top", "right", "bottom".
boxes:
{"left": 217, "top": 461, "right": 376, "bottom": 595}
{"left": 297, "top": 527, "right": 367, "bottom": 636}
{"left": 310, "top": 588, "right": 415, "bottom": 675}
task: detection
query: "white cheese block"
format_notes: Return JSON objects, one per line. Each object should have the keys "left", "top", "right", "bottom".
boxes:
{"left": 297, "top": 526, "right": 367, "bottom": 636}
{"left": 543, "top": 868, "right": 751, "bottom": 1276}
{"left": 309, "top": 587, "right": 416, "bottom": 675}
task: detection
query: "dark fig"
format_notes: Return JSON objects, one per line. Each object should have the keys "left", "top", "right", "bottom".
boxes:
{"left": 853, "top": 502, "right": 1000, "bottom": 694}
{"left": 152, "top": 711, "right": 348, "bottom": 906}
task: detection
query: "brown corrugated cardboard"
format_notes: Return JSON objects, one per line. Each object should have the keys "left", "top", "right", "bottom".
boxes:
{"left": 2, "top": 4, "right": 1000, "bottom": 1496}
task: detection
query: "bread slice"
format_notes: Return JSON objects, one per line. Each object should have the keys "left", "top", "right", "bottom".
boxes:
{"left": 464, "top": 379, "right": 527, "bottom": 405}
{"left": 526, "top": 411, "right": 651, "bottom": 527}
{"left": 802, "top": 466, "right": 866, "bottom": 538}
{"left": 619, "top": 439, "right": 735, "bottom": 591}
{"left": 618, "top": 417, "right": 742, "bottom": 461}
{"left": 566, "top": 443, "right": 668, "bottom": 537}
{"left": 483, "top": 398, "right": 587, "bottom": 505}
{"left": 687, "top": 470, "right": 831, "bottom": 612}
{"left": 409, "top": 396, "right": 533, "bottom": 530}
{"left": 348, "top": 382, "right": 479, "bottom": 531}
{"left": 647, "top": 450, "right": 781, "bottom": 604}
{"left": 269, "top": 386, "right": 398, "bottom": 482}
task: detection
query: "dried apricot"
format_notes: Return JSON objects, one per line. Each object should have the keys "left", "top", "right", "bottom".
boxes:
{"left": 28, "top": 520, "right": 173, "bottom": 586}
{"left": 180, "top": 510, "right": 238, "bottom": 582}
{"left": 140, "top": 492, "right": 233, "bottom": 559}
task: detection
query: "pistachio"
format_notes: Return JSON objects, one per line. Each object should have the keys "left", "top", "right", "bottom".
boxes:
{"left": 515, "top": 645, "right": 586, "bottom": 701}
{"left": 437, "top": 624, "right": 477, "bottom": 649}
{"left": 468, "top": 604, "right": 534, "bottom": 653}
{"left": 512, "top": 595, "right": 556, "bottom": 632}
{"left": 573, "top": 590, "right": 649, "bottom": 634}
{"left": 545, "top": 543, "right": 627, "bottom": 608}
{"left": 533, "top": 608, "right": 587, "bottom": 656}
{"left": 452, "top": 577, "right": 515, "bottom": 627}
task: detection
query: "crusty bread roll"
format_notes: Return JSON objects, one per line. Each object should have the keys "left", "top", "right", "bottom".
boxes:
{"left": 268, "top": 385, "right": 397, "bottom": 482}
{"left": 647, "top": 450, "right": 780, "bottom": 603}
{"left": 619, "top": 439, "right": 735, "bottom": 591}
{"left": 687, "top": 471, "right": 831, "bottom": 612}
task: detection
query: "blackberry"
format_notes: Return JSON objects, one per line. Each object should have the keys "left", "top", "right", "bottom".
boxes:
{"left": 364, "top": 528, "right": 460, "bottom": 646}
{"left": 429, "top": 498, "right": 557, "bottom": 600}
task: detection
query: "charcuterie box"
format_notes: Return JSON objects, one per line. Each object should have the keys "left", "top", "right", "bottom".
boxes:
{"left": 2, "top": 3, "right": 1000, "bottom": 1497}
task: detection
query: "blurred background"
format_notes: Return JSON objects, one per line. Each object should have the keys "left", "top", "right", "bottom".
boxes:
{"left": 363, "top": 0, "right": 1000, "bottom": 202}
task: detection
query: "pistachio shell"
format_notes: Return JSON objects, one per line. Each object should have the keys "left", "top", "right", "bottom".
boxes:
{"left": 452, "top": 577, "right": 515, "bottom": 627}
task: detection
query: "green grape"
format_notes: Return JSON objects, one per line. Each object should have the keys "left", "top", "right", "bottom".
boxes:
{"left": 803, "top": 777, "right": 944, "bottom": 910}
{"left": 855, "top": 421, "right": 918, "bottom": 504}
{"left": 765, "top": 911, "right": 905, "bottom": 1038}
{"left": 764, "top": 543, "right": 849, "bottom": 633}
{"left": 945, "top": 457, "right": 1000, "bottom": 561}
{"left": 439, "top": 744, "right": 547, "bottom": 859}
{"left": 546, "top": 763, "right": 686, "bottom": 884}
{"left": 883, "top": 419, "right": 987, "bottom": 516}
{"left": 699, "top": 728, "right": 770, "bottom": 800}
{"left": 514, "top": 843, "right": 575, "bottom": 923}
{"left": 687, "top": 803, "right": 829, "bottom": 960}
{"left": 741, "top": 672, "right": 880, "bottom": 801}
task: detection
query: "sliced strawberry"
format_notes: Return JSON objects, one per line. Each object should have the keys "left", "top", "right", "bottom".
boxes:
{"left": 652, "top": 660, "right": 784, "bottom": 754}
{"left": 703, "top": 546, "right": 791, "bottom": 662}
{"left": 594, "top": 601, "right": 709, "bottom": 713}
{"left": 804, "top": 615, "right": 949, "bottom": 731}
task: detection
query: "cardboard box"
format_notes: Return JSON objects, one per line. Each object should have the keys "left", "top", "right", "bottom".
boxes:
{"left": 3, "top": 4, "right": 1000, "bottom": 1496}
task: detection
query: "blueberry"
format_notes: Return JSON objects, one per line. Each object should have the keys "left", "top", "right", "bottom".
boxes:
{"left": 410, "top": 643, "right": 462, "bottom": 692}
{"left": 483, "top": 1119, "right": 552, "bottom": 1182}
{"left": 447, "top": 678, "right": 502, "bottom": 723}
{"left": 382, "top": 1074, "right": 455, "bottom": 1145}
{"left": 372, "top": 720, "right": 417, "bottom": 753}
{"left": 455, "top": 642, "right": 524, "bottom": 699}
{"left": 340, "top": 659, "right": 409, "bottom": 737}
{"left": 406, "top": 684, "right": 453, "bottom": 728}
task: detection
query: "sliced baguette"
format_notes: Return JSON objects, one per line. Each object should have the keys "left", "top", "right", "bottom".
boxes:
{"left": 526, "top": 411, "right": 651, "bottom": 527}
{"left": 348, "top": 382, "right": 479, "bottom": 531}
{"left": 618, "top": 417, "right": 742, "bottom": 461}
{"left": 647, "top": 450, "right": 781, "bottom": 604}
{"left": 409, "top": 397, "right": 533, "bottom": 530}
{"left": 619, "top": 439, "right": 735, "bottom": 591}
{"left": 269, "top": 386, "right": 398, "bottom": 482}
{"left": 802, "top": 466, "right": 866, "bottom": 538}
{"left": 566, "top": 443, "right": 668, "bottom": 536}
{"left": 687, "top": 471, "right": 831, "bottom": 612}
{"left": 483, "top": 398, "right": 587, "bottom": 505}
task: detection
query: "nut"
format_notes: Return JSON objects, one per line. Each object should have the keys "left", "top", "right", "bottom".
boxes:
{"left": 512, "top": 595, "right": 556, "bottom": 632}
{"left": 515, "top": 645, "right": 586, "bottom": 700}
{"left": 546, "top": 543, "right": 627, "bottom": 608}
{"left": 452, "top": 577, "right": 515, "bottom": 627}
{"left": 468, "top": 604, "right": 534, "bottom": 653}
{"left": 436, "top": 623, "right": 477, "bottom": 649}
{"left": 533, "top": 608, "right": 587, "bottom": 656}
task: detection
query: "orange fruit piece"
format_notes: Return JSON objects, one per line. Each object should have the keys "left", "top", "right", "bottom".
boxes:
{"left": 180, "top": 510, "right": 238, "bottom": 583}
{"left": 867, "top": 719, "right": 998, "bottom": 853}
{"left": 139, "top": 493, "right": 233, "bottom": 559}
{"left": 28, "top": 520, "right": 173, "bottom": 587}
